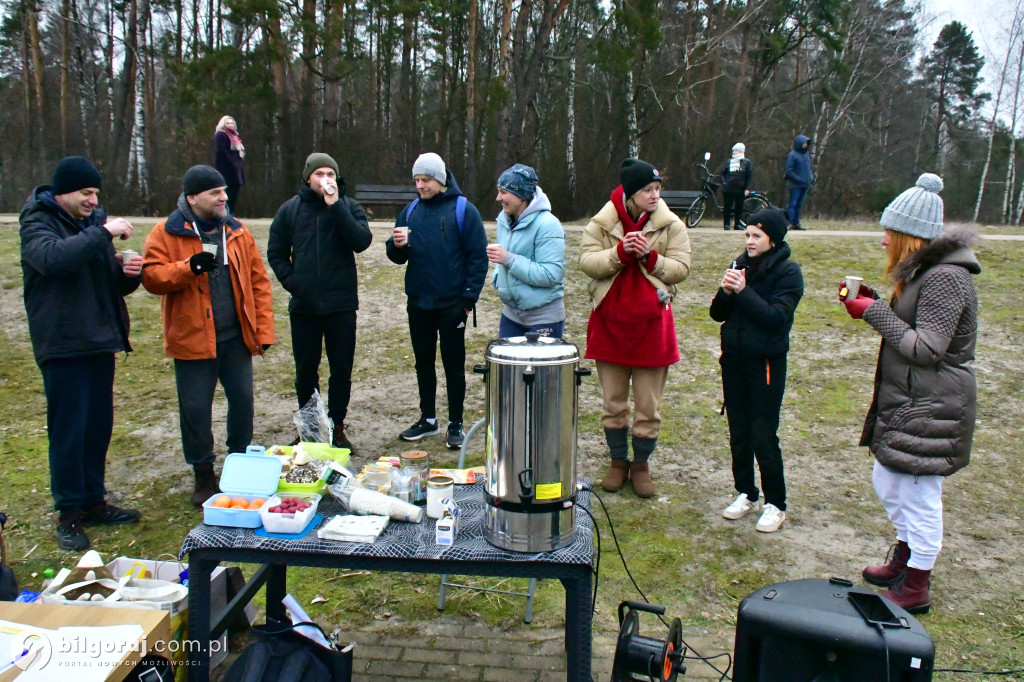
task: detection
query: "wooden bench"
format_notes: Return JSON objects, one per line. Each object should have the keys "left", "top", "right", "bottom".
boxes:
{"left": 354, "top": 184, "right": 417, "bottom": 215}
{"left": 660, "top": 190, "right": 703, "bottom": 213}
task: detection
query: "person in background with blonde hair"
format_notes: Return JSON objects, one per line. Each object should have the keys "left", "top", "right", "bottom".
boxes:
{"left": 841, "top": 173, "right": 980, "bottom": 614}
{"left": 580, "top": 159, "right": 691, "bottom": 498}
{"left": 214, "top": 115, "right": 245, "bottom": 214}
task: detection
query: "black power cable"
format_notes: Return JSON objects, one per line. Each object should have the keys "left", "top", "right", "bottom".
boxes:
{"left": 586, "top": 484, "right": 734, "bottom": 681}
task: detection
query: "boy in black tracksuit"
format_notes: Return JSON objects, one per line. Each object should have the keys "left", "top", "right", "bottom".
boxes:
{"left": 267, "top": 153, "right": 373, "bottom": 451}
{"left": 719, "top": 143, "right": 753, "bottom": 230}
{"left": 385, "top": 153, "right": 488, "bottom": 449}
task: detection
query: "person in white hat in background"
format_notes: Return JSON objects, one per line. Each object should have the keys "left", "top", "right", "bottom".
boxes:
{"left": 719, "top": 143, "right": 753, "bottom": 231}
{"left": 841, "top": 173, "right": 980, "bottom": 615}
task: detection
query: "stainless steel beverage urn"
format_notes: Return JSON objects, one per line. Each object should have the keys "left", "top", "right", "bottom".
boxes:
{"left": 475, "top": 333, "right": 590, "bottom": 552}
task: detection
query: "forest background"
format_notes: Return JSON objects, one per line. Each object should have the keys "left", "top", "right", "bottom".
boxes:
{"left": 1, "top": 0, "right": 1023, "bottom": 224}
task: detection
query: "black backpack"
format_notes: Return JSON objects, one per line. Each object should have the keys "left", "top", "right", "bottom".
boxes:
{"left": 0, "top": 512, "right": 17, "bottom": 601}
{"left": 222, "top": 622, "right": 352, "bottom": 682}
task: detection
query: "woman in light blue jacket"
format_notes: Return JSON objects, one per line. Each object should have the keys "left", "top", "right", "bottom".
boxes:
{"left": 487, "top": 164, "right": 566, "bottom": 338}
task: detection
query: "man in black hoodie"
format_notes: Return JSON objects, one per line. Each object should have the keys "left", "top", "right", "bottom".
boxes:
{"left": 20, "top": 156, "right": 143, "bottom": 551}
{"left": 267, "top": 153, "right": 373, "bottom": 452}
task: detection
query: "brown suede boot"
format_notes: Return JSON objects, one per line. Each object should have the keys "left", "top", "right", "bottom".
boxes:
{"left": 882, "top": 567, "right": 931, "bottom": 614}
{"left": 863, "top": 540, "right": 910, "bottom": 587}
{"left": 629, "top": 461, "right": 655, "bottom": 498}
{"left": 191, "top": 463, "right": 221, "bottom": 508}
{"left": 601, "top": 460, "right": 630, "bottom": 492}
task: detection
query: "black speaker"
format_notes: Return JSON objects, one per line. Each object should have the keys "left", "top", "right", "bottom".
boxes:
{"left": 732, "top": 578, "right": 934, "bottom": 682}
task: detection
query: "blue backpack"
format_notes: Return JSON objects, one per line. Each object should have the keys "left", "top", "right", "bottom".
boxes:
{"left": 405, "top": 195, "right": 468, "bottom": 236}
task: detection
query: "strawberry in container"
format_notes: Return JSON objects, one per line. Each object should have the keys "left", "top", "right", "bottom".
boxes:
{"left": 258, "top": 492, "right": 322, "bottom": 533}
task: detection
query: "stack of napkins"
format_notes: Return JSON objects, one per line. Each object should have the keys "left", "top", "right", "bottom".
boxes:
{"left": 317, "top": 514, "right": 389, "bottom": 543}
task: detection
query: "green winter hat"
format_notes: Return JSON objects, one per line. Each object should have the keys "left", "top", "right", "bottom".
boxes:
{"left": 303, "top": 153, "right": 339, "bottom": 182}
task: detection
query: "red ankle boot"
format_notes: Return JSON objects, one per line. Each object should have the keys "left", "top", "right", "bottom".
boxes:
{"left": 882, "top": 567, "right": 931, "bottom": 614}
{"left": 863, "top": 540, "right": 910, "bottom": 587}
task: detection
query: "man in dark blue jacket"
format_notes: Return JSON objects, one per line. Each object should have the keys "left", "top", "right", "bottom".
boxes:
{"left": 20, "top": 156, "right": 143, "bottom": 551}
{"left": 268, "top": 153, "right": 372, "bottom": 452}
{"left": 385, "top": 153, "right": 488, "bottom": 449}
{"left": 784, "top": 134, "right": 815, "bottom": 230}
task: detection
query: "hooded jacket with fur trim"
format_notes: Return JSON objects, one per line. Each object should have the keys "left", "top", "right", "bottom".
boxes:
{"left": 859, "top": 227, "right": 980, "bottom": 476}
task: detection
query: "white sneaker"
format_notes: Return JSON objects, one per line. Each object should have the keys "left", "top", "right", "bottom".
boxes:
{"left": 756, "top": 503, "right": 786, "bottom": 533}
{"left": 722, "top": 493, "right": 758, "bottom": 520}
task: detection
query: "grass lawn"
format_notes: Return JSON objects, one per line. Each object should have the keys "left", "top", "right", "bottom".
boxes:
{"left": 0, "top": 217, "right": 1021, "bottom": 679}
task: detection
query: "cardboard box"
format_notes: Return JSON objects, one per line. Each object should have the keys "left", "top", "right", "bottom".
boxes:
{"left": 435, "top": 498, "right": 460, "bottom": 546}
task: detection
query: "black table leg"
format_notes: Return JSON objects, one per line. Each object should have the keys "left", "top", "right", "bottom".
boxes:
{"left": 187, "top": 555, "right": 217, "bottom": 682}
{"left": 266, "top": 562, "right": 288, "bottom": 621}
{"left": 561, "top": 570, "right": 593, "bottom": 681}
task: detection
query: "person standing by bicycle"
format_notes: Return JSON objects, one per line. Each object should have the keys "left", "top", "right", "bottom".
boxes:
{"left": 720, "top": 143, "right": 752, "bottom": 231}
{"left": 784, "top": 135, "right": 814, "bottom": 230}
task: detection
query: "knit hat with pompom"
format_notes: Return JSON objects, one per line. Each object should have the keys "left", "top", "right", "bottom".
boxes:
{"left": 880, "top": 173, "right": 944, "bottom": 240}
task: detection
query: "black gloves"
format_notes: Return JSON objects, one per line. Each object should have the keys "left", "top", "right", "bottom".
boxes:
{"left": 190, "top": 251, "right": 217, "bottom": 275}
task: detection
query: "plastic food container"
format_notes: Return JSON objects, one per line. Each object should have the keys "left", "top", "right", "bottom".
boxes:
{"left": 258, "top": 492, "right": 322, "bottom": 533}
{"left": 202, "top": 447, "right": 282, "bottom": 528}
{"left": 269, "top": 443, "right": 352, "bottom": 494}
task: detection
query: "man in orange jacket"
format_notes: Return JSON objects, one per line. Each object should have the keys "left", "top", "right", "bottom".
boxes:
{"left": 143, "top": 165, "right": 275, "bottom": 506}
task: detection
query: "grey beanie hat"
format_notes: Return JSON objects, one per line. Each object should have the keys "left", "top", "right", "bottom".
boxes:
{"left": 303, "top": 152, "right": 339, "bottom": 182}
{"left": 880, "top": 173, "right": 944, "bottom": 240}
{"left": 412, "top": 152, "right": 447, "bottom": 185}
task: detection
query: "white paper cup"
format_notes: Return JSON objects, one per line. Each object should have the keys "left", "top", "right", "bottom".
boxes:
{"left": 397, "top": 226, "right": 409, "bottom": 241}
{"left": 202, "top": 243, "right": 218, "bottom": 255}
{"left": 845, "top": 276, "right": 863, "bottom": 299}
{"left": 121, "top": 249, "right": 139, "bottom": 262}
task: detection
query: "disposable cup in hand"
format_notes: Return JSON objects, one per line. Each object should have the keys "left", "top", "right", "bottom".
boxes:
{"left": 202, "top": 243, "right": 218, "bottom": 255}
{"left": 320, "top": 178, "right": 335, "bottom": 195}
{"left": 397, "top": 226, "right": 409, "bottom": 241}
{"left": 844, "top": 276, "right": 863, "bottom": 300}
{"left": 121, "top": 249, "right": 139, "bottom": 262}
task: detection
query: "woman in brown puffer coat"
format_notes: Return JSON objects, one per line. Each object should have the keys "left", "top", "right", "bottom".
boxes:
{"left": 841, "top": 173, "right": 980, "bottom": 615}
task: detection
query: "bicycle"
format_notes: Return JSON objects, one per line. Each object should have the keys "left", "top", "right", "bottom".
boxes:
{"left": 685, "top": 152, "right": 772, "bottom": 228}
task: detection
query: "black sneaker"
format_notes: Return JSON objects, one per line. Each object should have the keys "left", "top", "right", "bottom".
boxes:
{"left": 790, "top": 224, "right": 806, "bottom": 231}
{"left": 80, "top": 502, "right": 141, "bottom": 526}
{"left": 400, "top": 418, "right": 440, "bottom": 441}
{"left": 56, "top": 515, "right": 90, "bottom": 551}
{"left": 446, "top": 422, "right": 465, "bottom": 450}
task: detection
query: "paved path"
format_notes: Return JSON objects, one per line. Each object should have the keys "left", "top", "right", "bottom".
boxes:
{"left": 304, "top": 617, "right": 730, "bottom": 681}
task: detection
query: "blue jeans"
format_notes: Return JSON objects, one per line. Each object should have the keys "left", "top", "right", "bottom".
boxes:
{"left": 498, "top": 315, "right": 565, "bottom": 339}
{"left": 787, "top": 186, "right": 808, "bottom": 227}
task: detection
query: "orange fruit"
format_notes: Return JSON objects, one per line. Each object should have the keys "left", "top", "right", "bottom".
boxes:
{"left": 230, "top": 502, "right": 248, "bottom": 509}
{"left": 248, "top": 498, "right": 266, "bottom": 510}
{"left": 212, "top": 495, "right": 232, "bottom": 508}
{"left": 231, "top": 496, "right": 249, "bottom": 507}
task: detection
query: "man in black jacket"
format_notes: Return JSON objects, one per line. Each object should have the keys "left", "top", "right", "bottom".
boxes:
{"left": 20, "top": 156, "right": 143, "bottom": 551}
{"left": 267, "top": 153, "right": 373, "bottom": 452}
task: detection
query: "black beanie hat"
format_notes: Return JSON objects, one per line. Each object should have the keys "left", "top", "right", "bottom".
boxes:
{"left": 182, "top": 165, "right": 227, "bottom": 196}
{"left": 746, "top": 208, "right": 789, "bottom": 245}
{"left": 620, "top": 159, "right": 662, "bottom": 199}
{"left": 52, "top": 156, "right": 102, "bottom": 195}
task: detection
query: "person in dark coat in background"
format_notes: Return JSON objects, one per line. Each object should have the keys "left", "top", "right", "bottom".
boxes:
{"left": 711, "top": 208, "right": 803, "bottom": 533}
{"left": 784, "top": 134, "right": 814, "bottom": 230}
{"left": 719, "top": 142, "right": 753, "bottom": 231}
{"left": 267, "top": 153, "right": 373, "bottom": 453}
{"left": 214, "top": 115, "right": 246, "bottom": 214}
{"left": 842, "top": 173, "right": 979, "bottom": 615}
{"left": 386, "top": 152, "right": 488, "bottom": 450}
{"left": 20, "top": 156, "right": 143, "bottom": 551}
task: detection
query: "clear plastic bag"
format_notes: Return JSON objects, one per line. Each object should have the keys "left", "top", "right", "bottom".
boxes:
{"left": 293, "top": 389, "right": 333, "bottom": 443}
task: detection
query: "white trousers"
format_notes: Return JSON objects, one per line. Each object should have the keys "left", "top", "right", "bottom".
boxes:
{"left": 872, "top": 460, "right": 943, "bottom": 570}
